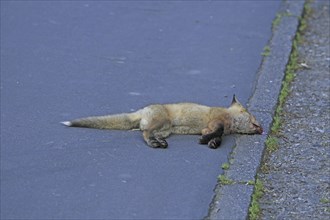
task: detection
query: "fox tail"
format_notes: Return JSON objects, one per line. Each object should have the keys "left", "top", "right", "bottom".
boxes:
{"left": 61, "top": 112, "right": 141, "bottom": 130}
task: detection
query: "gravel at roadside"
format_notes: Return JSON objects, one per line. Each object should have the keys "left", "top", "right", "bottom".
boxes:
{"left": 258, "top": 0, "right": 330, "bottom": 219}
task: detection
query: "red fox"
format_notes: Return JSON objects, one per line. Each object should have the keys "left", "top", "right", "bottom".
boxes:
{"left": 61, "top": 95, "right": 263, "bottom": 149}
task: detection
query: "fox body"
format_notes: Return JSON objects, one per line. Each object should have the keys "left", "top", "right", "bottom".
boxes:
{"left": 62, "top": 95, "right": 263, "bottom": 149}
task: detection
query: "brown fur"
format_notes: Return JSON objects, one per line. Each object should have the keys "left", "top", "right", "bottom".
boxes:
{"left": 62, "top": 95, "right": 263, "bottom": 149}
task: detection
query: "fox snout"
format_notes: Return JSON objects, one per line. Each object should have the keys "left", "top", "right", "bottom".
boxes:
{"left": 252, "top": 122, "right": 263, "bottom": 134}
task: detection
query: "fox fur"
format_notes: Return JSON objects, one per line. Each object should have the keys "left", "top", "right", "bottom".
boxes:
{"left": 61, "top": 95, "right": 263, "bottom": 149}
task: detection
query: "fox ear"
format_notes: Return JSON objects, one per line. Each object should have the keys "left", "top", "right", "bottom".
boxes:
{"left": 231, "top": 94, "right": 242, "bottom": 106}
{"left": 231, "top": 94, "right": 238, "bottom": 105}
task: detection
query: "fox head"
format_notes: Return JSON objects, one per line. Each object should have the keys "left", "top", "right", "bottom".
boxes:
{"left": 228, "top": 95, "right": 263, "bottom": 135}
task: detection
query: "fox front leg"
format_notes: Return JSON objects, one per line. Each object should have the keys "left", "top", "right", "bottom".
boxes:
{"left": 199, "top": 122, "right": 224, "bottom": 149}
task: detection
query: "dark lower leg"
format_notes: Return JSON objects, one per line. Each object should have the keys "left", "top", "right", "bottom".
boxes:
{"left": 143, "top": 131, "right": 168, "bottom": 148}
{"left": 199, "top": 124, "right": 224, "bottom": 148}
{"left": 208, "top": 137, "right": 222, "bottom": 149}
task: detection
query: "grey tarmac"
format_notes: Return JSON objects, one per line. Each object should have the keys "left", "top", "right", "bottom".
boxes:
{"left": 0, "top": 1, "right": 281, "bottom": 219}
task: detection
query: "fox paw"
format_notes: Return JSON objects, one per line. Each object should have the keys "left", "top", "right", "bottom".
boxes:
{"left": 199, "top": 135, "right": 210, "bottom": 145}
{"left": 147, "top": 137, "right": 168, "bottom": 149}
{"left": 208, "top": 137, "right": 222, "bottom": 149}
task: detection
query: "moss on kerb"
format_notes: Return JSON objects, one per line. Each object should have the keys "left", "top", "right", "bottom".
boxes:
{"left": 320, "top": 198, "right": 330, "bottom": 204}
{"left": 265, "top": 137, "right": 278, "bottom": 153}
{"left": 272, "top": 12, "right": 293, "bottom": 29}
{"left": 217, "top": 174, "right": 235, "bottom": 185}
{"left": 249, "top": 179, "right": 264, "bottom": 220}
{"left": 221, "top": 162, "right": 230, "bottom": 170}
{"left": 261, "top": 46, "right": 271, "bottom": 57}
{"left": 266, "top": 0, "right": 308, "bottom": 146}
{"left": 247, "top": 180, "right": 255, "bottom": 186}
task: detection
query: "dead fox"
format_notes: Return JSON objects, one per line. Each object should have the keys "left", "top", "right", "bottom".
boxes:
{"left": 61, "top": 95, "right": 263, "bottom": 149}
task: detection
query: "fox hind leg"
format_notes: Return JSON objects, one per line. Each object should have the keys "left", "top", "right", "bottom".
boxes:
{"left": 140, "top": 110, "right": 172, "bottom": 148}
{"left": 145, "top": 136, "right": 168, "bottom": 149}
{"left": 143, "top": 124, "right": 171, "bottom": 148}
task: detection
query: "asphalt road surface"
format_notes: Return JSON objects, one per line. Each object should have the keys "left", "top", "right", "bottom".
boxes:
{"left": 1, "top": 1, "right": 280, "bottom": 219}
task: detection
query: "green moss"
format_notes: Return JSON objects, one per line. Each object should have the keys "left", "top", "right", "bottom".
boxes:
{"left": 271, "top": 115, "right": 281, "bottom": 134}
{"left": 247, "top": 180, "right": 255, "bottom": 185}
{"left": 249, "top": 179, "right": 264, "bottom": 220}
{"left": 320, "top": 198, "right": 330, "bottom": 204}
{"left": 265, "top": 136, "right": 279, "bottom": 153}
{"left": 276, "top": 39, "right": 298, "bottom": 113}
{"left": 320, "top": 198, "right": 330, "bottom": 212}
{"left": 221, "top": 163, "right": 230, "bottom": 170}
{"left": 272, "top": 13, "right": 282, "bottom": 28}
{"left": 272, "top": 12, "right": 293, "bottom": 29}
{"left": 218, "top": 175, "right": 235, "bottom": 185}
{"left": 261, "top": 46, "right": 271, "bottom": 56}
{"left": 295, "top": 32, "right": 303, "bottom": 44}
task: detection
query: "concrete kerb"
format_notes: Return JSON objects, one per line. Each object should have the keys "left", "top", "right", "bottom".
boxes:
{"left": 205, "top": 1, "right": 306, "bottom": 219}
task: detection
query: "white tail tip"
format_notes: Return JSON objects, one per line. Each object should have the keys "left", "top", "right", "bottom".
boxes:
{"left": 61, "top": 121, "right": 72, "bottom": 126}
